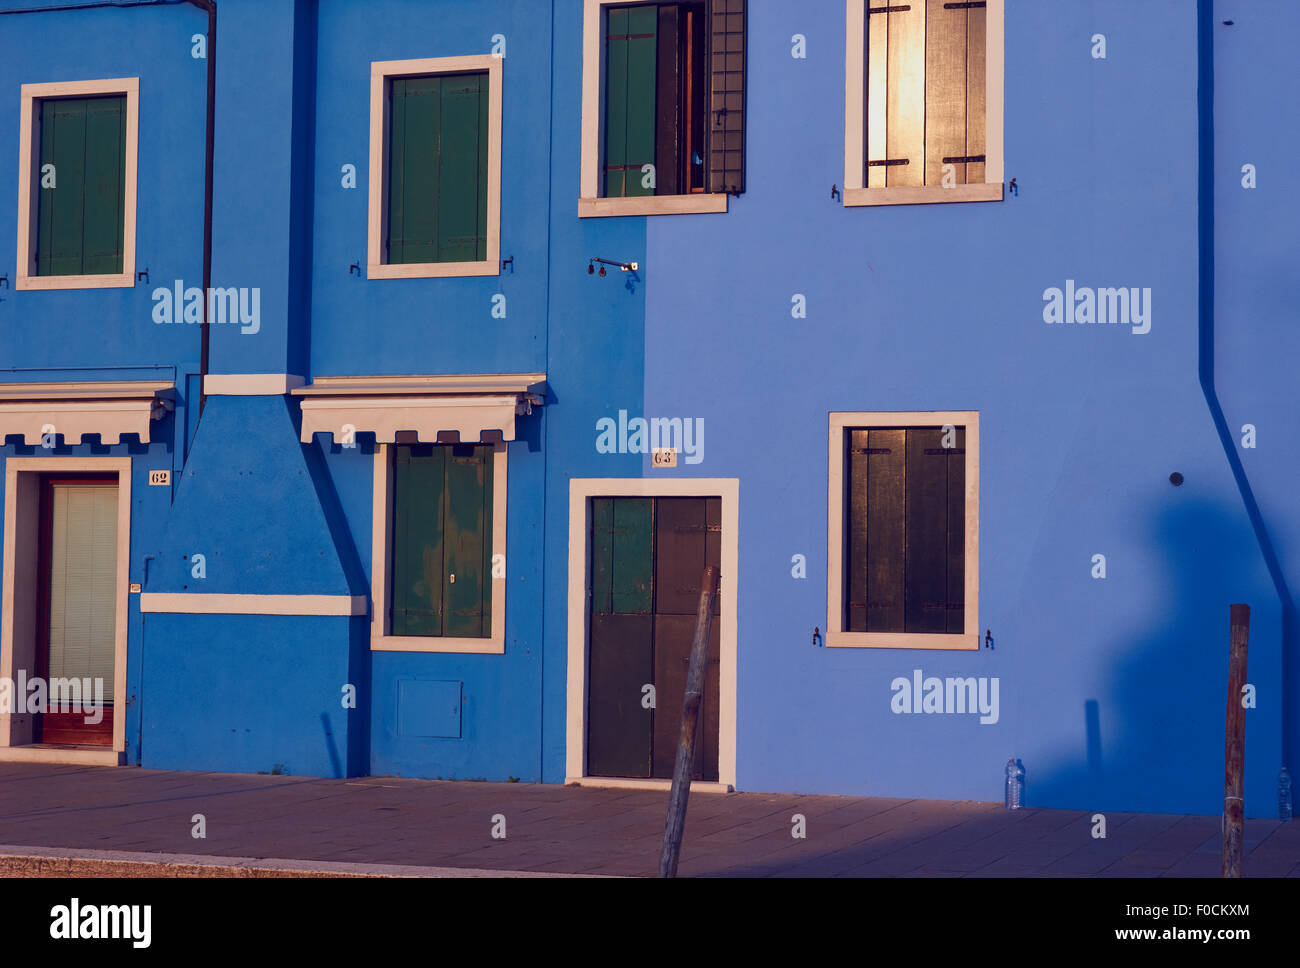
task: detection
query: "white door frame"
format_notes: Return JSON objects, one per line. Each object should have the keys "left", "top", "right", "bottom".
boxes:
{"left": 565, "top": 478, "right": 738, "bottom": 792}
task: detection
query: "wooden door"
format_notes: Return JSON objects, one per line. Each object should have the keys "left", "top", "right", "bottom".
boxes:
{"left": 35, "top": 476, "right": 117, "bottom": 746}
{"left": 587, "top": 496, "right": 720, "bottom": 780}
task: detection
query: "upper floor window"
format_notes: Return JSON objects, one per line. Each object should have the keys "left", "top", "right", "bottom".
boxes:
{"left": 368, "top": 56, "right": 502, "bottom": 279}
{"left": 16, "top": 78, "right": 138, "bottom": 290}
{"left": 843, "top": 0, "right": 1003, "bottom": 206}
{"left": 580, "top": 0, "right": 746, "bottom": 217}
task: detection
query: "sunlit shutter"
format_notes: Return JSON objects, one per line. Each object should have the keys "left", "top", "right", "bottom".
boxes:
{"left": 82, "top": 95, "right": 127, "bottom": 273}
{"left": 866, "top": 0, "right": 986, "bottom": 188}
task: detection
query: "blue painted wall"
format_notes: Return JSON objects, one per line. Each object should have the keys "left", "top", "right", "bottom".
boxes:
{"left": 2, "top": 0, "right": 1292, "bottom": 818}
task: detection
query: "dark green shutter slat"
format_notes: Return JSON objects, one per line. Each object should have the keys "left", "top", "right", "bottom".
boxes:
{"left": 905, "top": 429, "right": 949, "bottom": 634}
{"left": 391, "top": 446, "right": 446, "bottom": 636}
{"left": 82, "top": 96, "right": 126, "bottom": 274}
{"left": 866, "top": 428, "right": 906, "bottom": 633}
{"left": 400, "top": 76, "right": 442, "bottom": 264}
{"left": 946, "top": 428, "right": 966, "bottom": 633}
{"left": 592, "top": 498, "right": 614, "bottom": 614}
{"left": 436, "top": 74, "right": 486, "bottom": 263}
{"left": 707, "top": 0, "right": 745, "bottom": 194}
{"left": 386, "top": 78, "right": 408, "bottom": 264}
{"left": 611, "top": 497, "right": 653, "bottom": 615}
{"left": 443, "top": 446, "right": 489, "bottom": 638}
{"left": 603, "top": 7, "right": 630, "bottom": 197}
{"left": 40, "top": 98, "right": 88, "bottom": 276}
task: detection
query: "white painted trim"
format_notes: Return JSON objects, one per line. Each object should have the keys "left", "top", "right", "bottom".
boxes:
{"left": 203, "top": 374, "right": 307, "bottom": 396}
{"left": 370, "top": 442, "right": 507, "bottom": 654}
{"left": 0, "top": 746, "right": 124, "bottom": 766}
{"left": 826, "top": 411, "right": 980, "bottom": 650}
{"left": 16, "top": 77, "right": 139, "bottom": 290}
{"left": 0, "top": 380, "right": 174, "bottom": 445}
{"left": 580, "top": 0, "right": 732, "bottom": 217}
{"left": 843, "top": 0, "right": 1004, "bottom": 205}
{"left": 299, "top": 395, "right": 520, "bottom": 445}
{"left": 1, "top": 457, "right": 131, "bottom": 755}
{"left": 565, "top": 777, "right": 733, "bottom": 794}
{"left": 566, "top": 478, "right": 739, "bottom": 791}
{"left": 368, "top": 55, "right": 502, "bottom": 279}
{"left": 578, "top": 195, "right": 728, "bottom": 218}
{"left": 292, "top": 373, "right": 546, "bottom": 397}
{"left": 139, "top": 593, "right": 367, "bottom": 616}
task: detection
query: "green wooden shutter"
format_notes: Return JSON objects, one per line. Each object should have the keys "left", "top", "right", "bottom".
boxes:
{"left": 443, "top": 445, "right": 492, "bottom": 638}
{"left": 604, "top": 5, "right": 658, "bottom": 198}
{"left": 36, "top": 95, "right": 126, "bottom": 276}
{"left": 37, "top": 98, "right": 88, "bottom": 276}
{"left": 707, "top": 0, "right": 746, "bottom": 194}
{"left": 391, "top": 445, "right": 447, "bottom": 636}
{"left": 437, "top": 74, "right": 488, "bottom": 263}
{"left": 82, "top": 96, "right": 127, "bottom": 273}
{"left": 387, "top": 73, "right": 488, "bottom": 265}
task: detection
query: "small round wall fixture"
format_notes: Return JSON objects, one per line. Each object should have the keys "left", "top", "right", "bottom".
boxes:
{"left": 1170, "top": 472, "right": 1185, "bottom": 486}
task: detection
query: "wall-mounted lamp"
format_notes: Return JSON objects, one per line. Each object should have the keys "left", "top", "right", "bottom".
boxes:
{"left": 588, "top": 257, "right": 638, "bottom": 277}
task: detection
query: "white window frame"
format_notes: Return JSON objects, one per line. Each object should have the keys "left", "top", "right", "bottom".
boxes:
{"left": 0, "top": 457, "right": 130, "bottom": 764}
{"left": 827, "top": 411, "right": 979, "bottom": 649}
{"left": 16, "top": 78, "right": 139, "bottom": 290}
{"left": 579, "top": 0, "right": 731, "bottom": 218}
{"left": 367, "top": 55, "right": 503, "bottom": 279}
{"left": 370, "top": 441, "right": 507, "bottom": 654}
{"left": 842, "top": 0, "right": 1004, "bottom": 207}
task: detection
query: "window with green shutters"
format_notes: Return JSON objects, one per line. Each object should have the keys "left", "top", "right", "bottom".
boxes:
{"left": 34, "top": 94, "right": 127, "bottom": 276}
{"left": 389, "top": 444, "right": 493, "bottom": 638}
{"left": 385, "top": 72, "right": 490, "bottom": 265}
{"left": 601, "top": 0, "right": 746, "bottom": 199}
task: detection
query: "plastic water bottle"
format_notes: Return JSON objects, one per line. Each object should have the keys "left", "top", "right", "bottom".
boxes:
{"left": 1280, "top": 767, "right": 1293, "bottom": 822}
{"left": 1004, "top": 757, "right": 1025, "bottom": 810}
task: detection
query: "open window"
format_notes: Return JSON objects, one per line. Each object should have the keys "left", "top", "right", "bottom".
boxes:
{"left": 16, "top": 78, "right": 138, "bottom": 290}
{"left": 827, "top": 412, "right": 979, "bottom": 649}
{"left": 368, "top": 56, "right": 502, "bottom": 278}
{"left": 843, "top": 0, "right": 1003, "bottom": 206}
{"left": 580, "top": 0, "right": 745, "bottom": 217}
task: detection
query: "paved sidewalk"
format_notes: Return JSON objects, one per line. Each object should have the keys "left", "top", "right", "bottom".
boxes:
{"left": 1, "top": 763, "right": 1297, "bottom": 877}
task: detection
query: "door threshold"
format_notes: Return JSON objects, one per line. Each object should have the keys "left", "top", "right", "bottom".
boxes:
{"left": 566, "top": 776, "right": 733, "bottom": 794}
{"left": 0, "top": 745, "right": 123, "bottom": 766}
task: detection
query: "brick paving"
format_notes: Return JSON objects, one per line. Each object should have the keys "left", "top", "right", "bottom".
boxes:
{"left": 1, "top": 763, "right": 1297, "bottom": 877}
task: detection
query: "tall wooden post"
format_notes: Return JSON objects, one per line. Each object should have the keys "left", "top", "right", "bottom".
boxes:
{"left": 1223, "top": 603, "right": 1250, "bottom": 878}
{"left": 658, "top": 565, "right": 718, "bottom": 879}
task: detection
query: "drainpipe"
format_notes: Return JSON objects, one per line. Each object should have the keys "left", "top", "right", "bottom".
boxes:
{"left": 184, "top": 0, "right": 216, "bottom": 418}
{"left": 1197, "top": 0, "right": 1295, "bottom": 775}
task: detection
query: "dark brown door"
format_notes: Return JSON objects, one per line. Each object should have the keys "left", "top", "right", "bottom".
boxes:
{"left": 35, "top": 475, "right": 117, "bottom": 746}
{"left": 587, "top": 496, "right": 720, "bottom": 780}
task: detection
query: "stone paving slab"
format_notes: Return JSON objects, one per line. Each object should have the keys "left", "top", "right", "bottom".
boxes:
{"left": 0, "top": 763, "right": 1296, "bottom": 877}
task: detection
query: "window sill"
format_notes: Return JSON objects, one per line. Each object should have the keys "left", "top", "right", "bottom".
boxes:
{"left": 371, "top": 633, "right": 504, "bottom": 655}
{"left": 842, "top": 183, "right": 1004, "bottom": 207}
{"left": 826, "top": 630, "right": 980, "bottom": 651}
{"left": 367, "top": 260, "right": 499, "bottom": 280}
{"left": 578, "top": 194, "right": 728, "bottom": 218}
{"left": 16, "top": 271, "right": 134, "bottom": 291}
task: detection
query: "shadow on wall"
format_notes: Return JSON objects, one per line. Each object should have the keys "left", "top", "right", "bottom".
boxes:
{"left": 1030, "top": 495, "right": 1272, "bottom": 817}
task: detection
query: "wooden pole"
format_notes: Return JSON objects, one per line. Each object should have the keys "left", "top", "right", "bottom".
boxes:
{"left": 1223, "top": 603, "right": 1250, "bottom": 878}
{"left": 658, "top": 565, "right": 719, "bottom": 879}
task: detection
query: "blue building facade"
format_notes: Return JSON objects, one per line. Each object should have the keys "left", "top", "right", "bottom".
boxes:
{"left": 0, "top": 0, "right": 1293, "bottom": 818}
